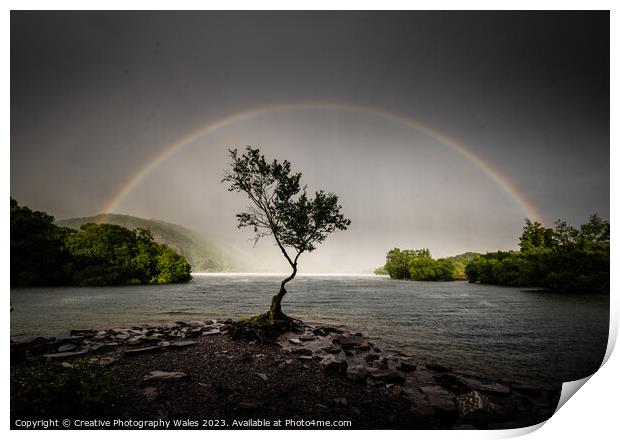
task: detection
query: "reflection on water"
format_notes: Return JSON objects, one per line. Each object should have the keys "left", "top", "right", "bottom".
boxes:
{"left": 10, "top": 274, "right": 609, "bottom": 384}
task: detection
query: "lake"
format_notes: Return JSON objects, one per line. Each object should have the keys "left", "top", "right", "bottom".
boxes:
{"left": 10, "top": 274, "right": 609, "bottom": 385}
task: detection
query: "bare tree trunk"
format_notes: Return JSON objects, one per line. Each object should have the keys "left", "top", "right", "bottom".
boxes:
{"left": 270, "top": 264, "right": 297, "bottom": 320}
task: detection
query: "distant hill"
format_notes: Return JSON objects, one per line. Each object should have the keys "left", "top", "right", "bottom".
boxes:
{"left": 444, "top": 251, "right": 481, "bottom": 266}
{"left": 57, "top": 214, "right": 232, "bottom": 272}
{"left": 443, "top": 252, "right": 481, "bottom": 279}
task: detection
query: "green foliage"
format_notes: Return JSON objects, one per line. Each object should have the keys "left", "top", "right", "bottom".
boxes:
{"left": 65, "top": 223, "right": 191, "bottom": 286}
{"left": 465, "top": 215, "right": 609, "bottom": 293}
{"left": 11, "top": 360, "right": 120, "bottom": 420}
{"left": 384, "top": 248, "right": 412, "bottom": 279}
{"left": 57, "top": 213, "right": 230, "bottom": 272}
{"left": 380, "top": 250, "right": 479, "bottom": 280}
{"left": 10, "top": 198, "right": 73, "bottom": 286}
{"left": 374, "top": 266, "right": 389, "bottom": 275}
{"left": 519, "top": 219, "right": 556, "bottom": 253}
{"left": 383, "top": 248, "right": 457, "bottom": 281}
{"left": 223, "top": 147, "right": 351, "bottom": 255}
{"left": 445, "top": 252, "right": 480, "bottom": 276}
{"left": 11, "top": 199, "right": 191, "bottom": 286}
{"left": 154, "top": 246, "right": 192, "bottom": 284}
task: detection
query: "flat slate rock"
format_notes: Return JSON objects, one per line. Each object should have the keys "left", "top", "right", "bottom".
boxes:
{"left": 57, "top": 344, "right": 79, "bottom": 353}
{"left": 10, "top": 337, "right": 44, "bottom": 349}
{"left": 125, "top": 346, "right": 162, "bottom": 355}
{"left": 419, "top": 385, "right": 451, "bottom": 396}
{"left": 291, "top": 347, "right": 312, "bottom": 355}
{"left": 169, "top": 340, "right": 198, "bottom": 348}
{"left": 397, "top": 360, "right": 417, "bottom": 372}
{"left": 85, "top": 343, "right": 104, "bottom": 353}
{"left": 400, "top": 384, "right": 428, "bottom": 403}
{"left": 426, "top": 363, "right": 450, "bottom": 372}
{"left": 317, "top": 326, "right": 344, "bottom": 334}
{"left": 70, "top": 329, "right": 94, "bottom": 336}
{"left": 368, "top": 369, "right": 406, "bottom": 384}
{"left": 332, "top": 336, "right": 362, "bottom": 348}
{"left": 321, "top": 345, "right": 342, "bottom": 354}
{"left": 202, "top": 329, "right": 221, "bottom": 336}
{"left": 141, "top": 337, "right": 163, "bottom": 344}
{"left": 143, "top": 371, "right": 188, "bottom": 382}
{"left": 43, "top": 350, "right": 88, "bottom": 359}
{"left": 346, "top": 365, "right": 368, "bottom": 382}
{"left": 320, "top": 355, "right": 348, "bottom": 374}
{"left": 476, "top": 382, "right": 511, "bottom": 395}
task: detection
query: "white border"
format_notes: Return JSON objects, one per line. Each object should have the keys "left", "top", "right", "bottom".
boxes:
{"left": 3, "top": 3, "right": 616, "bottom": 440}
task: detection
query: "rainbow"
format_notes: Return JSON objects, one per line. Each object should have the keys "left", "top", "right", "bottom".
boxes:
{"left": 102, "top": 101, "right": 543, "bottom": 223}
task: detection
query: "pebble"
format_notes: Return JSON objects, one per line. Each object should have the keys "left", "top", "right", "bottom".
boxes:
{"left": 237, "top": 400, "right": 263, "bottom": 410}
{"left": 143, "top": 371, "right": 188, "bottom": 382}
{"left": 143, "top": 386, "right": 159, "bottom": 400}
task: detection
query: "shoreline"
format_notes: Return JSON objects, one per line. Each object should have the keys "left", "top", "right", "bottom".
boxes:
{"left": 11, "top": 318, "right": 560, "bottom": 430}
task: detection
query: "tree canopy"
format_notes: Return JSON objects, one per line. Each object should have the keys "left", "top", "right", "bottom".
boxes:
{"left": 379, "top": 215, "right": 609, "bottom": 294}
{"left": 379, "top": 248, "right": 471, "bottom": 281}
{"left": 10, "top": 198, "right": 191, "bottom": 286}
{"left": 11, "top": 198, "right": 73, "bottom": 286}
{"left": 465, "top": 215, "right": 609, "bottom": 293}
{"left": 58, "top": 214, "right": 231, "bottom": 272}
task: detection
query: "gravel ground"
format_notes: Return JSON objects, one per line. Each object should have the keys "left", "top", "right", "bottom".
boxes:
{"left": 109, "top": 334, "right": 422, "bottom": 429}
{"left": 11, "top": 320, "right": 560, "bottom": 430}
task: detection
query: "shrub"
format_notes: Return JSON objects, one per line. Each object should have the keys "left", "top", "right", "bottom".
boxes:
{"left": 11, "top": 360, "right": 120, "bottom": 420}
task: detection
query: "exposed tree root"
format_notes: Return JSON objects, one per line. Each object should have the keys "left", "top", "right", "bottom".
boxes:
{"left": 231, "top": 311, "right": 303, "bottom": 343}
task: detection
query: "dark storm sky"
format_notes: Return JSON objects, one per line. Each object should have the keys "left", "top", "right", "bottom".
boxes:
{"left": 10, "top": 11, "right": 610, "bottom": 271}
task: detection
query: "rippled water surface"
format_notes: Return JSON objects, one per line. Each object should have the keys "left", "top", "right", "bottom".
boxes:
{"left": 11, "top": 274, "right": 609, "bottom": 384}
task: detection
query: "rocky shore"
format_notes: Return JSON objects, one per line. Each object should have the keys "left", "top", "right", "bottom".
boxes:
{"left": 11, "top": 319, "right": 561, "bottom": 429}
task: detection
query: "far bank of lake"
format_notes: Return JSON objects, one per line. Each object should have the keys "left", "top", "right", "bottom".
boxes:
{"left": 10, "top": 274, "right": 609, "bottom": 385}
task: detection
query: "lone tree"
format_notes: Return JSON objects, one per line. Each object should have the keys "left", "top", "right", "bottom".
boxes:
{"left": 222, "top": 147, "right": 351, "bottom": 322}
